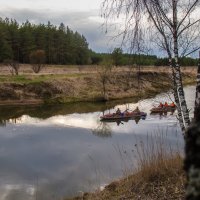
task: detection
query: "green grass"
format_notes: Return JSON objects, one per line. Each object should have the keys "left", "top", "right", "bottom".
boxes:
{"left": 0, "top": 75, "right": 30, "bottom": 83}
{"left": 0, "top": 73, "right": 89, "bottom": 84}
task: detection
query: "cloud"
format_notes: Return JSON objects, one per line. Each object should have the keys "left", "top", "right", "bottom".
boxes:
{"left": 0, "top": 7, "right": 122, "bottom": 52}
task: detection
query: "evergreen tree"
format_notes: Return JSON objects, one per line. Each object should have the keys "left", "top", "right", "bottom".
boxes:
{"left": 112, "top": 48, "right": 123, "bottom": 66}
{"left": 19, "top": 20, "right": 35, "bottom": 63}
{"left": 0, "top": 18, "right": 91, "bottom": 65}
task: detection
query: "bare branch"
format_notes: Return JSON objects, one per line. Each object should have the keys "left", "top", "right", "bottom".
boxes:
{"left": 177, "top": 0, "right": 200, "bottom": 30}
{"left": 178, "top": 19, "right": 200, "bottom": 37}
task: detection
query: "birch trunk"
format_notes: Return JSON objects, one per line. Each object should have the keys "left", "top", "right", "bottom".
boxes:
{"left": 169, "top": 59, "right": 185, "bottom": 130}
{"left": 172, "top": 0, "right": 190, "bottom": 130}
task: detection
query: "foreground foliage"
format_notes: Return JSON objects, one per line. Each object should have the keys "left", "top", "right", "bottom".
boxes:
{"left": 70, "top": 156, "right": 184, "bottom": 200}
{"left": 67, "top": 132, "right": 185, "bottom": 200}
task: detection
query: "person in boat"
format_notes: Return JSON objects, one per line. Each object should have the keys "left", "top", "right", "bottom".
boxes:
{"left": 170, "top": 102, "right": 175, "bottom": 108}
{"left": 123, "top": 109, "right": 130, "bottom": 116}
{"left": 133, "top": 106, "right": 140, "bottom": 113}
{"left": 158, "top": 102, "right": 163, "bottom": 108}
{"left": 164, "top": 102, "right": 169, "bottom": 107}
{"left": 116, "top": 108, "right": 121, "bottom": 115}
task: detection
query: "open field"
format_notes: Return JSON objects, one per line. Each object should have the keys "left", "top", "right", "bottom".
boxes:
{"left": 0, "top": 64, "right": 197, "bottom": 76}
{"left": 0, "top": 64, "right": 197, "bottom": 105}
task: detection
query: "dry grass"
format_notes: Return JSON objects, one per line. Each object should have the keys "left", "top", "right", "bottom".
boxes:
{"left": 66, "top": 134, "right": 185, "bottom": 200}
{"left": 0, "top": 64, "right": 197, "bottom": 75}
{"left": 0, "top": 64, "right": 196, "bottom": 104}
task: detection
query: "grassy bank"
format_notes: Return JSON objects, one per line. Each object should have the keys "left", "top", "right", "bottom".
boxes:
{"left": 0, "top": 65, "right": 197, "bottom": 105}
{"left": 66, "top": 134, "right": 185, "bottom": 200}
{"left": 67, "top": 155, "right": 184, "bottom": 200}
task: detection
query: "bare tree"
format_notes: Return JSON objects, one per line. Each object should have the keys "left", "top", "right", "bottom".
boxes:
{"left": 97, "top": 59, "right": 113, "bottom": 100}
{"left": 29, "top": 50, "right": 46, "bottom": 73}
{"left": 4, "top": 59, "right": 20, "bottom": 75}
{"left": 102, "top": 0, "right": 200, "bottom": 131}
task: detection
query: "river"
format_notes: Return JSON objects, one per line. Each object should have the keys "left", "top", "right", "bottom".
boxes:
{"left": 0, "top": 85, "right": 196, "bottom": 200}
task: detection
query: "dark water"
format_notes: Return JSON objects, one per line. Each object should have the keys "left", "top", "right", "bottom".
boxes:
{"left": 0, "top": 85, "right": 195, "bottom": 200}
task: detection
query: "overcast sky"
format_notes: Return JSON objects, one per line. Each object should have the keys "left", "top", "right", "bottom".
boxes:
{"left": 0, "top": 0, "right": 123, "bottom": 52}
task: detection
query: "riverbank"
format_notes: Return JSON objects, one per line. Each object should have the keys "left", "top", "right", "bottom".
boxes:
{"left": 66, "top": 154, "right": 185, "bottom": 200}
{"left": 65, "top": 130, "right": 185, "bottom": 200}
{"left": 0, "top": 65, "right": 196, "bottom": 105}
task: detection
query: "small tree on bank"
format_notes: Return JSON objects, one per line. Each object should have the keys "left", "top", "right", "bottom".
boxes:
{"left": 4, "top": 59, "right": 20, "bottom": 75}
{"left": 112, "top": 47, "right": 123, "bottom": 66}
{"left": 97, "top": 59, "right": 113, "bottom": 100}
{"left": 29, "top": 50, "right": 46, "bottom": 73}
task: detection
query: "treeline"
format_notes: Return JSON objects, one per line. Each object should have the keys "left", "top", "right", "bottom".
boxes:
{"left": 154, "top": 57, "right": 198, "bottom": 66}
{"left": 90, "top": 51, "right": 157, "bottom": 66}
{"left": 0, "top": 18, "right": 90, "bottom": 64}
{"left": 91, "top": 48, "right": 198, "bottom": 66}
{"left": 0, "top": 18, "right": 198, "bottom": 67}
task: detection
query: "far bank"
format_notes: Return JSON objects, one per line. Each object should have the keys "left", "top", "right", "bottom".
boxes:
{"left": 0, "top": 65, "right": 197, "bottom": 105}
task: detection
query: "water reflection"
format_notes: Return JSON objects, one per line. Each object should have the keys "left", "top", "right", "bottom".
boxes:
{"left": 92, "top": 116, "right": 146, "bottom": 138}
{"left": 92, "top": 122, "right": 112, "bottom": 138}
{"left": 0, "top": 106, "right": 147, "bottom": 134}
{"left": 0, "top": 119, "right": 6, "bottom": 127}
{"left": 0, "top": 86, "right": 194, "bottom": 135}
{"left": 0, "top": 101, "right": 136, "bottom": 126}
{"left": 0, "top": 85, "right": 196, "bottom": 200}
{"left": 150, "top": 109, "right": 176, "bottom": 119}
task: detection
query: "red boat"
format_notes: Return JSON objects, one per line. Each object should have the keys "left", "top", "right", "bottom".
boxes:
{"left": 150, "top": 105, "right": 176, "bottom": 113}
{"left": 100, "top": 111, "right": 147, "bottom": 121}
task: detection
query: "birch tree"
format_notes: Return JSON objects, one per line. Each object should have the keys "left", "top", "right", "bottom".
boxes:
{"left": 101, "top": 0, "right": 200, "bottom": 131}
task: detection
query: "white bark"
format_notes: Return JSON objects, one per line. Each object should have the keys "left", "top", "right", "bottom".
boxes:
{"left": 172, "top": 0, "right": 190, "bottom": 130}
{"left": 169, "top": 60, "right": 185, "bottom": 130}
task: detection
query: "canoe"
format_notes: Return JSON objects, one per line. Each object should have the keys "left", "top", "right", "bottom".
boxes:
{"left": 150, "top": 106, "right": 176, "bottom": 113}
{"left": 100, "top": 111, "right": 147, "bottom": 121}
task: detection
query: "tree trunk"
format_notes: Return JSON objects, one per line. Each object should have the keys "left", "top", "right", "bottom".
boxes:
{"left": 185, "top": 56, "right": 200, "bottom": 200}
{"left": 169, "top": 59, "right": 185, "bottom": 130}
{"left": 194, "top": 61, "right": 200, "bottom": 122}
{"left": 173, "top": 64, "right": 190, "bottom": 128}
{"left": 172, "top": 0, "right": 190, "bottom": 130}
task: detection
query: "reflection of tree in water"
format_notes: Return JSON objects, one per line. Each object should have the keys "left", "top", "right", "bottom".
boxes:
{"left": 92, "top": 116, "right": 143, "bottom": 138}
{"left": 0, "top": 117, "right": 23, "bottom": 127}
{"left": 134, "top": 117, "right": 141, "bottom": 124}
{"left": 92, "top": 121, "right": 112, "bottom": 138}
{"left": 0, "top": 119, "right": 6, "bottom": 127}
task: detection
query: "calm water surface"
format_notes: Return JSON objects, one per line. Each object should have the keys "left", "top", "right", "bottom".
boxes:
{"left": 0, "top": 85, "right": 195, "bottom": 200}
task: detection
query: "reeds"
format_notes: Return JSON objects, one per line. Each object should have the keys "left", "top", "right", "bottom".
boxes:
{"left": 123, "top": 132, "right": 185, "bottom": 200}
{"left": 66, "top": 131, "right": 185, "bottom": 200}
